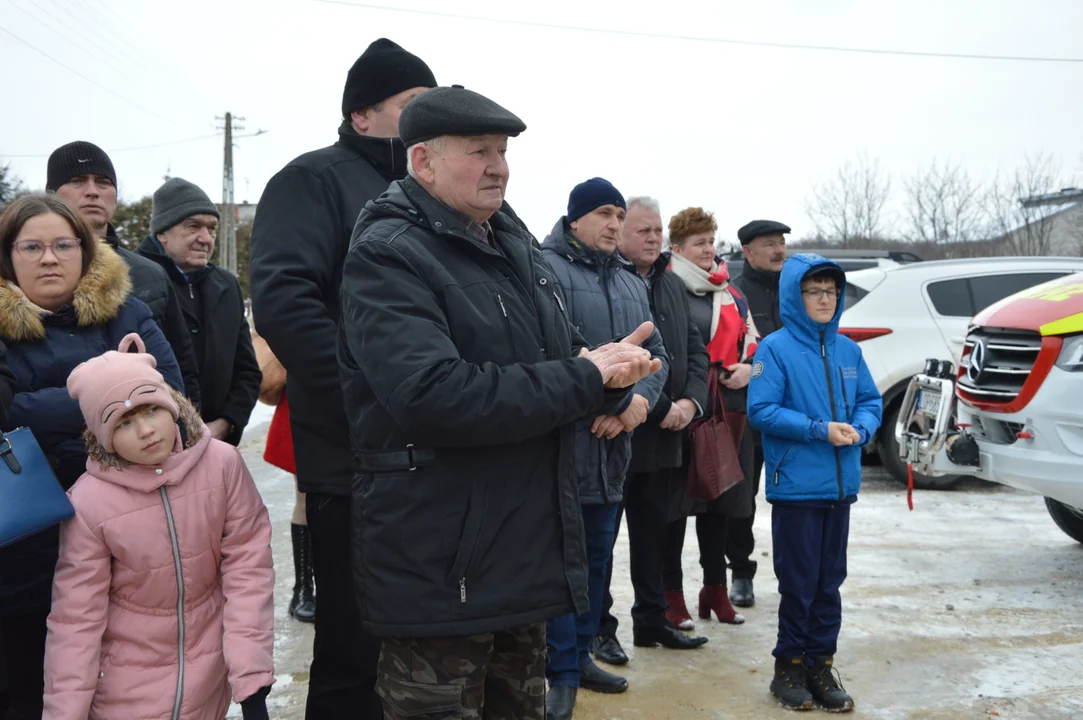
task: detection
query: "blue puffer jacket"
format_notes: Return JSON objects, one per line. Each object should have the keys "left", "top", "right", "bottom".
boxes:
{"left": 0, "top": 242, "right": 182, "bottom": 616}
{"left": 541, "top": 220, "right": 668, "bottom": 504}
{"left": 747, "top": 254, "right": 882, "bottom": 503}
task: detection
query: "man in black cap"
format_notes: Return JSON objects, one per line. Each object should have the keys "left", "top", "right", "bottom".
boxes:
{"left": 249, "top": 38, "right": 436, "bottom": 719}
{"left": 337, "top": 85, "right": 662, "bottom": 720}
{"left": 137, "top": 177, "right": 260, "bottom": 446}
{"left": 728, "top": 218, "right": 791, "bottom": 608}
{"left": 46, "top": 141, "right": 201, "bottom": 407}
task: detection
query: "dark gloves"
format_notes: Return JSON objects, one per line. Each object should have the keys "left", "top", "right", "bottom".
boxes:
{"left": 241, "top": 686, "right": 272, "bottom": 720}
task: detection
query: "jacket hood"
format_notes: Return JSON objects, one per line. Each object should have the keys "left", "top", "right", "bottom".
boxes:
{"left": 779, "top": 253, "right": 846, "bottom": 346}
{"left": 540, "top": 217, "right": 631, "bottom": 271}
{"left": 0, "top": 238, "right": 131, "bottom": 342}
{"left": 83, "top": 387, "right": 208, "bottom": 485}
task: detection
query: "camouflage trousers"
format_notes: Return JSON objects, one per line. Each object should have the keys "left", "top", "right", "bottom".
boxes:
{"left": 376, "top": 622, "right": 547, "bottom": 719}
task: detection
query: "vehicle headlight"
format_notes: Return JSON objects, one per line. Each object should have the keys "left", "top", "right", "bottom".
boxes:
{"left": 1057, "top": 335, "right": 1083, "bottom": 371}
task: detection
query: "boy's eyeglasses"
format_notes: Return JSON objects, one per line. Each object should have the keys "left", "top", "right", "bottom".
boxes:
{"left": 802, "top": 288, "right": 839, "bottom": 301}
{"left": 12, "top": 238, "right": 83, "bottom": 261}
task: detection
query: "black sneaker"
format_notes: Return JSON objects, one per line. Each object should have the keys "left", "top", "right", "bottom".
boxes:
{"left": 770, "top": 656, "right": 815, "bottom": 711}
{"left": 806, "top": 656, "right": 854, "bottom": 713}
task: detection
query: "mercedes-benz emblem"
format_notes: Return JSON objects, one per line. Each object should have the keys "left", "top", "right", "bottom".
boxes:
{"left": 968, "top": 338, "right": 986, "bottom": 382}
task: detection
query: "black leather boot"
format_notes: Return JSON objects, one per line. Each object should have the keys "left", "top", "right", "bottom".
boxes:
{"left": 546, "top": 685, "right": 577, "bottom": 720}
{"left": 770, "top": 656, "right": 815, "bottom": 711}
{"left": 289, "top": 523, "right": 316, "bottom": 623}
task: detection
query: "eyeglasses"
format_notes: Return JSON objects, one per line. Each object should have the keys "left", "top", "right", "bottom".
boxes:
{"left": 12, "top": 237, "right": 82, "bottom": 261}
{"left": 802, "top": 288, "right": 839, "bottom": 301}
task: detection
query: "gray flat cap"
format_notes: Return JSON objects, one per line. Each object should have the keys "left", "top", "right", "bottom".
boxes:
{"left": 398, "top": 85, "right": 526, "bottom": 147}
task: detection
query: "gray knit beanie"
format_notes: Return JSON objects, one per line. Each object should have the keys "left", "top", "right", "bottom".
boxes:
{"left": 151, "top": 178, "right": 220, "bottom": 235}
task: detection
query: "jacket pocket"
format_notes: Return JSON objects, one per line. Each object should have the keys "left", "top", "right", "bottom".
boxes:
{"left": 446, "top": 478, "right": 487, "bottom": 603}
{"left": 770, "top": 443, "right": 795, "bottom": 486}
{"left": 376, "top": 675, "right": 463, "bottom": 717}
{"left": 495, "top": 293, "right": 519, "bottom": 362}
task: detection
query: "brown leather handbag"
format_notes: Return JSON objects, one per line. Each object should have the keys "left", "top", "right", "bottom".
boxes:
{"left": 686, "top": 366, "right": 746, "bottom": 501}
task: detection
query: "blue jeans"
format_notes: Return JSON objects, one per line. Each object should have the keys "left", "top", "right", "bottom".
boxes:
{"left": 546, "top": 502, "right": 621, "bottom": 688}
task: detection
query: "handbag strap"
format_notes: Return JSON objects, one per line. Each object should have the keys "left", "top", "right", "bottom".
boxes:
{"left": 0, "top": 430, "right": 21, "bottom": 474}
{"left": 707, "top": 364, "right": 731, "bottom": 426}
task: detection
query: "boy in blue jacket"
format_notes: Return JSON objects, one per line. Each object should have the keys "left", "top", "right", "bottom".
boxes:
{"left": 747, "top": 254, "right": 882, "bottom": 713}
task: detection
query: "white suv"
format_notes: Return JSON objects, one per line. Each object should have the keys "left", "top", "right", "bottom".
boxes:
{"left": 839, "top": 257, "right": 1083, "bottom": 488}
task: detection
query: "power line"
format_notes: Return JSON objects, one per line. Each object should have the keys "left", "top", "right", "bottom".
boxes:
{"left": 73, "top": 0, "right": 223, "bottom": 111}
{"left": 0, "top": 27, "right": 202, "bottom": 131}
{"left": 311, "top": 0, "right": 1083, "bottom": 64}
{"left": 0, "top": 131, "right": 272, "bottom": 159}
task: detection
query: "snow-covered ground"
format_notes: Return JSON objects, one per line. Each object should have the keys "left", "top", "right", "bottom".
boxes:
{"left": 233, "top": 407, "right": 1083, "bottom": 719}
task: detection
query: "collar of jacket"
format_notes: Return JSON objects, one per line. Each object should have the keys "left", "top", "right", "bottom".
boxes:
{"left": 0, "top": 238, "right": 131, "bottom": 342}
{"left": 542, "top": 217, "right": 631, "bottom": 272}
{"left": 336, "top": 120, "right": 407, "bottom": 181}
{"left": 83, "top": 389, "right": 210, "bottom": 488}
{"left": 137, "top": 235, "right": 213, "bottom": 285}
{"left": 103, "top": 223, "right": 121, "bottom": 248}
{"left": 740, "top": 262, "right": 781, "bottom": 288}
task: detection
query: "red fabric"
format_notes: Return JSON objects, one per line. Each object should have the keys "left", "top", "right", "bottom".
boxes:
{"left": 706, "top": 302, "right": 746, "bottom": 365}
{"left": 263, "top": 393, "right": 296, "bottom": 474}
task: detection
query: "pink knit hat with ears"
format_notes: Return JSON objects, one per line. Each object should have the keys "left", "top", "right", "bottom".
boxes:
{"left": 67, "top": 333, "right": 180, "bottom": 453}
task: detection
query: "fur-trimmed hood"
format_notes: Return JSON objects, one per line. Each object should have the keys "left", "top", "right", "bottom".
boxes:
{"left": 0, "top": 239, "right": 131, "bottom": 342}
{"left": 84, "top": 387, "right": 206, "bottom": 474}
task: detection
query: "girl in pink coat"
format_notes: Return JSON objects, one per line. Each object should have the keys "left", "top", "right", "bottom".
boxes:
{"left": 43, "top": 334, "right": 275, "bottom": 720}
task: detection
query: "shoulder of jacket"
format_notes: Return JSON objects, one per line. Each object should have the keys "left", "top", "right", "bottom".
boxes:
{"left": 279, "top": 144, "right": 377, "bottom": 182}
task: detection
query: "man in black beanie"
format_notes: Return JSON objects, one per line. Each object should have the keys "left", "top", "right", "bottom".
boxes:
{"left": 137, "top": 177, "right": 261, "bottom": 448}
{"left": 46, "top": 141, "right": 202, "bottom": 409}
{"left": 249, "top": 37, "right": 436, "bottom": 720}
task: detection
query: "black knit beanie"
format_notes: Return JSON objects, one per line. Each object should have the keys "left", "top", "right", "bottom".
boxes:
{"left": 341, "top": 38, "right": 437, "bottom": 118}
{"left": 151, "top": 178, "right": 220, "bottom": 235}
{"left": 46, "top": 141, "right": 117, "bottom": 191}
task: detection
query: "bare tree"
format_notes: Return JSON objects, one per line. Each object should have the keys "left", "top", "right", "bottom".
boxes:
{"left": 805, "top": 153, "right": 892, "bottom": 247}
{"left": 903, "top": 160, "right": 985, "bottom": 246}
{"left": 986, "top": 154, "right": 1064, "bottom": 256}
{"left": 0, "top": 163, "right": 27, "bottom": 211}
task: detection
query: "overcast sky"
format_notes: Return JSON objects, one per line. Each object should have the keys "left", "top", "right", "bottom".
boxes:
{"left": 2, "top": 0, "right": 1081, "bottom": 246}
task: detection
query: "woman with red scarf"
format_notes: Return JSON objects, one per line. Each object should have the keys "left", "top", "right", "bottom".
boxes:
{"left": 663, "top": 207, "right": 760, "bottom": 628}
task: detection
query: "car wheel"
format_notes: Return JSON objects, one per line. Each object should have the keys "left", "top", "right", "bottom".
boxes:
{"left": 878, "top": 402, "right": 963, "bottom": 491}
{"left": 1045, "top": 497, "right": 1083, "bottom": 544}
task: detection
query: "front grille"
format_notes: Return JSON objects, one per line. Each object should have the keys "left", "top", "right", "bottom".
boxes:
{"left": 958, "top": 327, "right": 1041, "bottom": 403}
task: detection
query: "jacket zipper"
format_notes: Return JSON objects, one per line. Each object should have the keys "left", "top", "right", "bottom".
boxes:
{"left": 773, "top": 444, "right": 794, "bottom": 485}
{"left": 839, "top": 367, "right": 852, "bottom": 422}
{"left": 187, "top": 283, "right": 194, "bottom": 300}
{"left": 820, "top": 331, "right": 844, "bottom": 501}
{"left": 159, "top": 487, "right": 185, "bottom": 720}
{"left": 496, "top": 294, "right": 519, "bottom": 362}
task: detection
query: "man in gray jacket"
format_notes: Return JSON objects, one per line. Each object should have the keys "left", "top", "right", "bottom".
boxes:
{"left": 540, "top": 178, "right": 668, "bottom": 719}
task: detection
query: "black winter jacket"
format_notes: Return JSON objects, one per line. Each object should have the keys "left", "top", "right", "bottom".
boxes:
{"left": 105, "top": 227, "right": 201, "bottom": 408}
{"left": 540, "top": 222, "right": 669, "bottom": 504}
{"left": 731, "top": 264, "right": 783, "bottom": 338}
{"left": 0, "top": 340, "right": 14, "bottom": 429}
{"left": 249, "top": 124, "right": 404, "bottom": 495}
{"left": 137, "top": 237, "right": 262, "bottom": 445}
{"left": 338, "top": 179, "right": 630, "bottom": 638}
{"left": 626, "top": 257, "right": 709, "bottom": 474}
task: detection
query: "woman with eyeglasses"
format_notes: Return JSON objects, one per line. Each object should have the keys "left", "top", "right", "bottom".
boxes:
{"left": 0, "top": 194, "right": 182, "bottom": 720}
{"left": 662, "top": 207, "right": 761, "bottom": 630}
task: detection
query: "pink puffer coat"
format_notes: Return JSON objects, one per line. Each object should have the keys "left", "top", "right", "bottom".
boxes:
{"left": 43, "top": 398, "right": 275, "bottom": 720}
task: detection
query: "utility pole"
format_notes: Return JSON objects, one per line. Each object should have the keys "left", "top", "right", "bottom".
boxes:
{"left": 215, "top": 112, "right": 244, "bottom": 275}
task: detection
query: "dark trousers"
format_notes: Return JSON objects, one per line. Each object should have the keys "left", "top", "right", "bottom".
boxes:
{"left": 546, "top": 502, "right": 620, "bottom": 687}
{"left": 0, "top": 612, "right": 47, "bottom": 720}
{"left": 663, "top": 512, "right": 728, "bottom": 590}
{"left": 305, "top": 493, "right": 383, "bottom": 719}
{"left": 771, "top": 502, "right": 851, "bottom": 659}
{"left": 726, "top": 443, "right": 764, "bottom": 581}
{"left": 377, "top": 623, "right": 546, "bottom": 720}
{"left": 598, "top": 472, "right": 671, "bottom": 637}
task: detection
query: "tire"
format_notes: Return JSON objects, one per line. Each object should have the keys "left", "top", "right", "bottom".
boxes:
{"left": 878, "top": 401, "right": 963, "bottom": 491}
{"left": 1045, "top": 497, "right": 1083, "bottom": 544}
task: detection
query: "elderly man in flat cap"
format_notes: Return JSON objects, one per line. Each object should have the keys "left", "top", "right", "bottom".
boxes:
{"left": 337, "top": 85, "right": 663, "bottom": 720}
{"left": 728, "top": 218, "right": 791, "bottom": 608}
{"left": 249, "top": 38, "right": 437, "bottom": 719}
